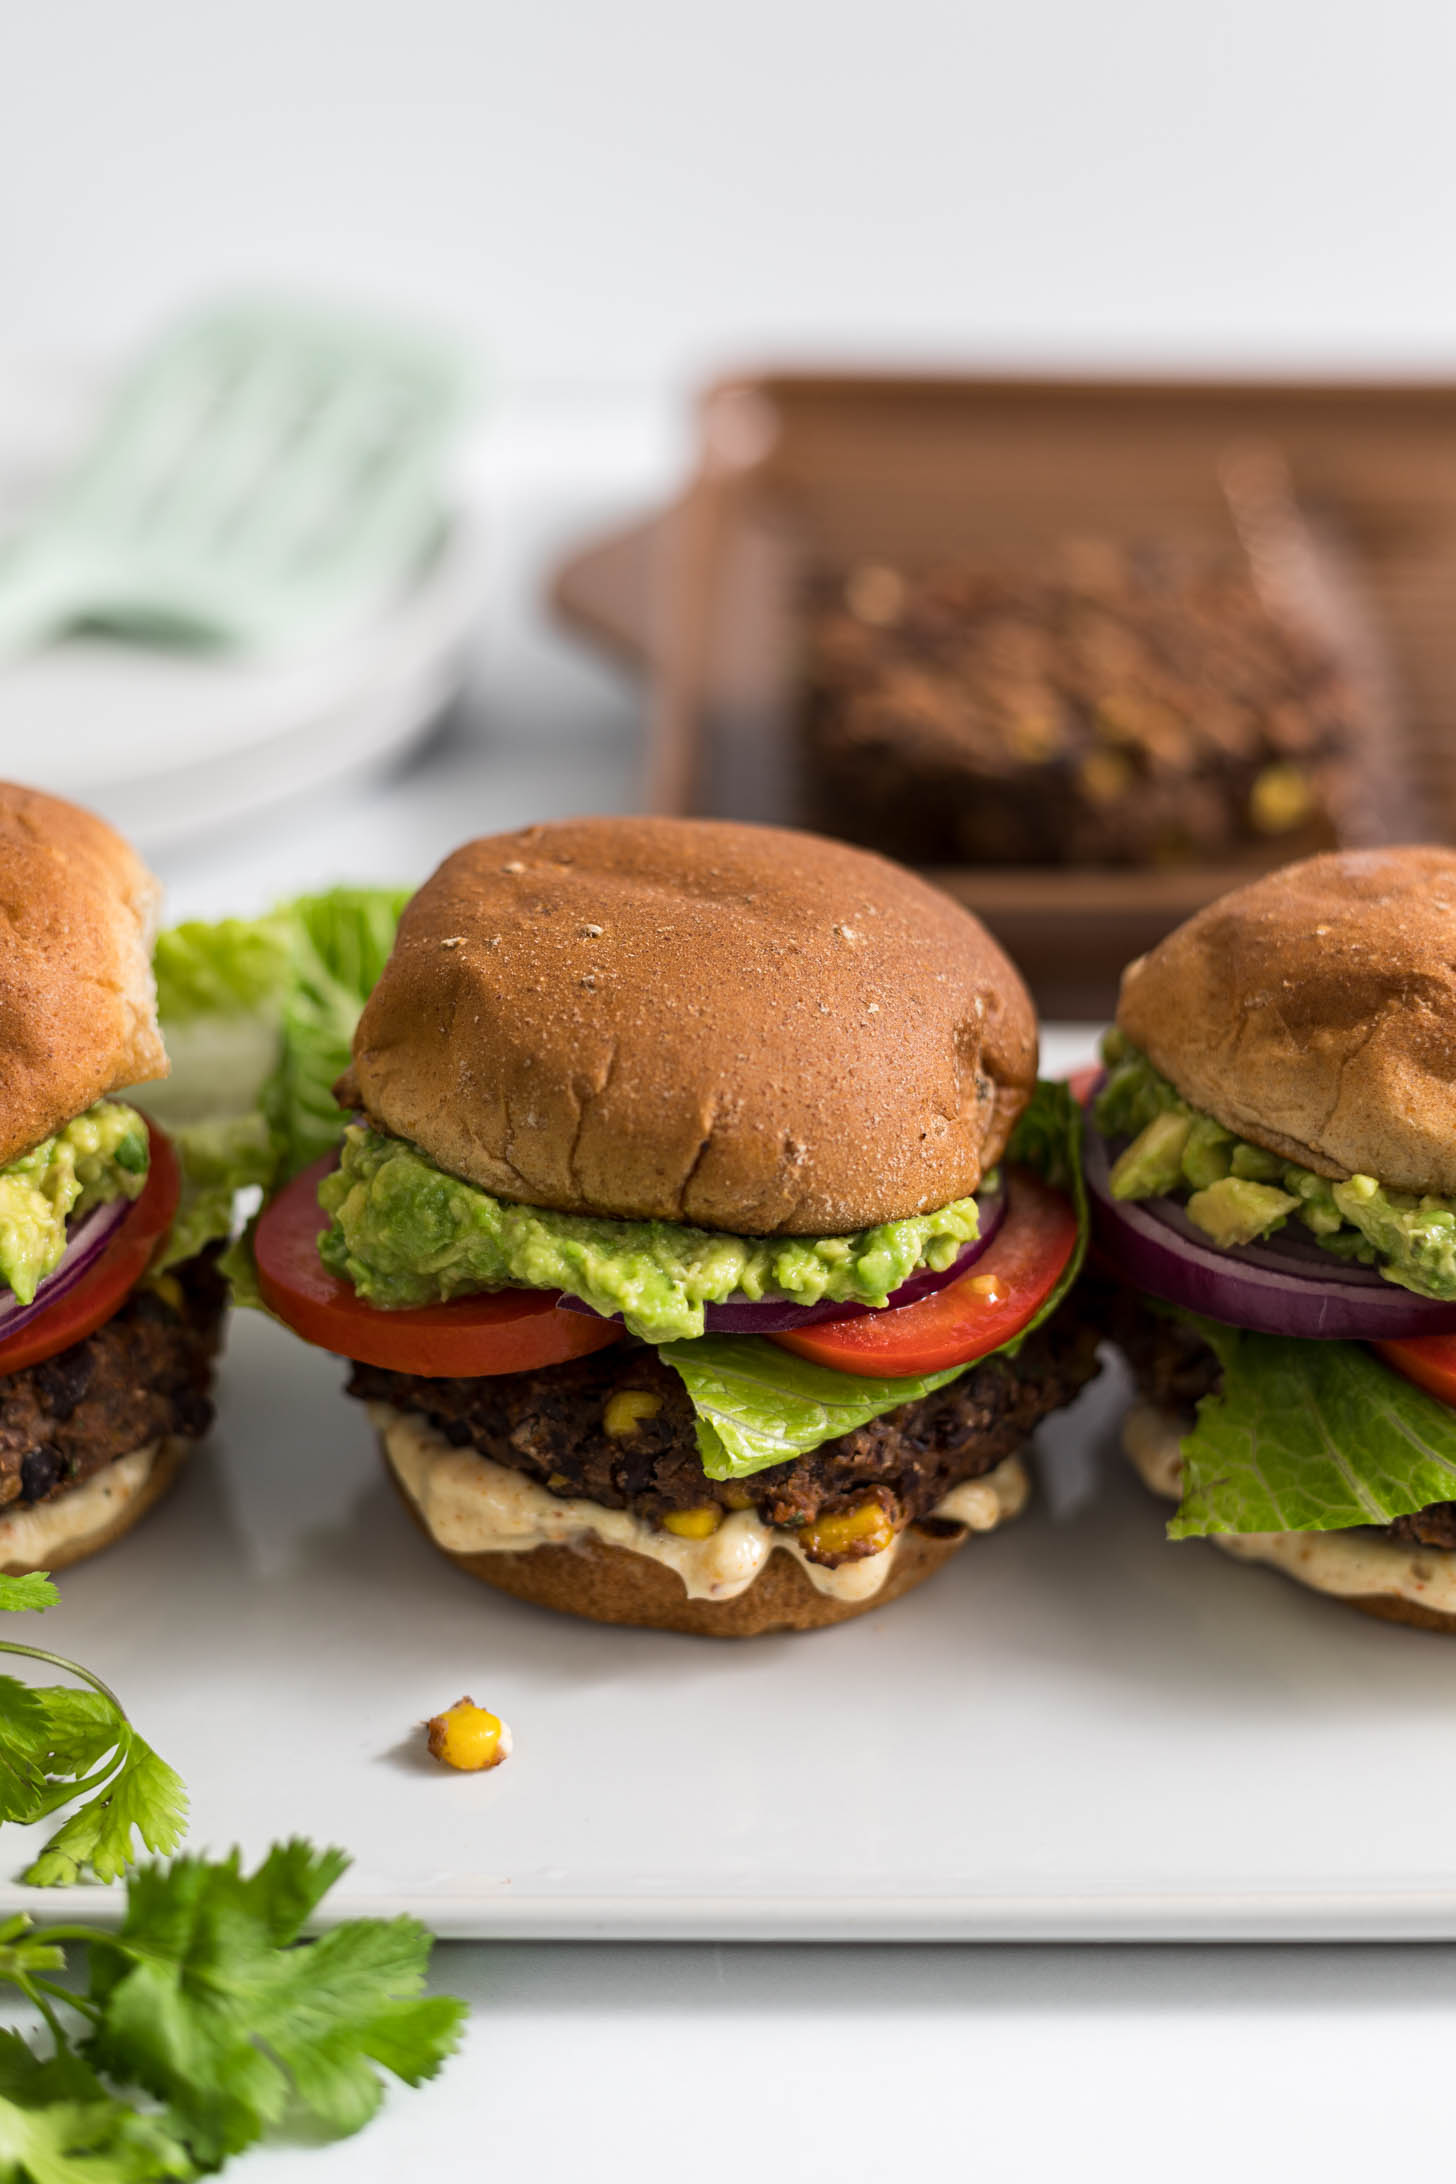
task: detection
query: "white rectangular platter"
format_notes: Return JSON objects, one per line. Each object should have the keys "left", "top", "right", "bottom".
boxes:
{"left": 3, "top": 1030, "right": 1455, "bottom": 1942}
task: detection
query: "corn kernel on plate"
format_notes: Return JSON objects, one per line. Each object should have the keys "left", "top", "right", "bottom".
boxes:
{"left": 5, "top": 1032, "right": 1456, "bottom": 1941}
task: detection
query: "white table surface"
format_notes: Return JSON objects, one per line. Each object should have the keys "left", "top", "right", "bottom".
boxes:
{"left": 100, "top": 404, "right": 1456, "bottom": 2182}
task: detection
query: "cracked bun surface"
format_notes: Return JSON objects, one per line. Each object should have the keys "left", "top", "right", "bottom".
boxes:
{"left": 0, "top": 781, "right": 166, "bottom": 1163}
{"left": 344, "top": 815, "right": 1037, "bottom": 1234}
{"left": 1116, "top": 846, "right": 1456, "bottom": 1195}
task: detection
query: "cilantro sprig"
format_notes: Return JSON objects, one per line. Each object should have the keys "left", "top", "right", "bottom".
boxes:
{"left": 0, "top": 1575, "right": 185, "bottom": 1888}
{"left": 0, "top": 1841, "right": 465, "bottom": 2177}
{"left": 0, "top": 1574, "right": 466, "bottom": 2175}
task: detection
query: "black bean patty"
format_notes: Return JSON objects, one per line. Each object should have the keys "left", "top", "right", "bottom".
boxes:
{"left": 1102, "top": 1288, "right": 1456, "bottom": 1548}
{"left": 0, "top": 1256, "right": 226, "bottom": 1511}
{"left": 1098, "top": 1286, "right": 1221, "bottom": 1413}
{"left": 348, "top": 1305, "right": 1102, "bottom": 1565}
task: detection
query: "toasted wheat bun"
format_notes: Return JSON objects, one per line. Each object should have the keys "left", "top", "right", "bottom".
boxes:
{"left": 342, "top": 815, "right": 1037, "bottom": 1236}
{"left": 382, "top": 1444, "right": 968, "bottom": 1638}
{"left": 1344, "top": 1594, "right": 1456, "bottom": 1635}
{"left": 1115, "top": 845, "right": 1456, "bottom": 1194}
{"left": 0, "top": 781, "right": 166, "bottom": 1162}
{"left": 1122, "top": 1400, "right": 1456, "bottom": 1633}
{"left": 0, "top": 1438, "right": 188, "bottom": 1578}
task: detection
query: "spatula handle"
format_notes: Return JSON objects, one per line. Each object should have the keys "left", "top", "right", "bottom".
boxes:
{"left": 0, "top": 556, "right": 75, "bottom": 657}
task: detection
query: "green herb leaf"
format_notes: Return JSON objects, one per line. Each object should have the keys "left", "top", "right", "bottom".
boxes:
{"left": 1169, "top": 1317, "right": 1456, "bottom": 1536}
{"left": 0, "top": 2029, "right": 195, "bottom": 2183}
{"left": 0, "top": 1579, "right": 57, "bottom": 1617}
{"left": 85, "top": 1843, "right": 465, "bottom": 2166}
{"left": 29, "top": 1692, "right": 127, "bottom": 1788}
{"left": 23, "top": 1735, "right": 187, "bottom": 1891}
{"left": 0, "top": 1917, "right": 66, "bottom": 1985}
{"left": 0, "top": 1685, "right": 50, "bottom": 1829}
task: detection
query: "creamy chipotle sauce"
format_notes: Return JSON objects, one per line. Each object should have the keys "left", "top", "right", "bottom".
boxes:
{"left": 374, "top": 1404, "right": 1028, "bottom": 1604}
{"left": 1123, "top": 1400, "right": 1456, "bottom": 1612}
{"left": 0, "top": 1443, "right": 159, "bottom": 1574}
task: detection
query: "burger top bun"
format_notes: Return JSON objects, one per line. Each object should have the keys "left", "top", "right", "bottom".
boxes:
{"left": 346, "top": 816, "right": 1037, "bottom": 1235}
{"left": 1116, "top": 846, "right": 1456, "bottom": 1195}
{"left": 0, "top": 783, "right": 166, "bottom": 1165}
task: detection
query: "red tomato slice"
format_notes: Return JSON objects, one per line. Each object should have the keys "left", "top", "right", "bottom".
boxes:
{"left": 255, "top": 1153, "right": 627, "bottom": 1376}
{"left": 0, "top": 1118, "right": 181, "bottom": 1377}
{"left": 1374, "top": 1336, "right": 1456, "bottom": 1410}
{"left": 767, "top": 1167, "right": 1077, "bottom": 1379}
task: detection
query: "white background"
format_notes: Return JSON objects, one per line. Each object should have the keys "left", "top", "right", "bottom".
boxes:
{"left": 8, "top": 5, "right": 1456, "bottom": 2177}
{"left": 6, "top": 0, "right": 1456, "bottom": 392}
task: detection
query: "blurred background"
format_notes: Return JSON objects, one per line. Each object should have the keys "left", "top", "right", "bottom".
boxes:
{"left": 3, "top": 0, "right": 1455, "bottom": 993}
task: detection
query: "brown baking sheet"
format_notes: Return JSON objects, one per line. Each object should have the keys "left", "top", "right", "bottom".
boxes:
{"left": 548, "top": 509, "right": 663, "bottom": 670}
{"left": 553, "top": 372, "right": 1455, "bottom": 1015}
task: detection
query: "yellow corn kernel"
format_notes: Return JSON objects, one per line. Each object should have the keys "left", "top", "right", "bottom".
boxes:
{"left": 1078, "top": 750, "right": 1134, "bottom": 806}
{"left": 603, "top": 1389, "right": 662, "bottom": 1439}
{"left": 661, "top": 1503, "right": 723, "bottom": 1540}
{"left": 426, "top": 1696, "right": 510, "bottom": 1773}
{"left": 800, "top": 1500, "right": 895, "bottom": 1560}
{"left": 1249, "top": 762, "right": 1313, "bottom": 834}
{"left": 1007, "top": 706, "right": 1065, "bottom": 761}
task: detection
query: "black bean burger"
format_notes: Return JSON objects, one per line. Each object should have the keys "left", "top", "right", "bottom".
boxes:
{"left": 256, "top": 816, "right": 1095, "bottom": 1636}
{"left": 1088, "top": 846, "right": 1456, "bottom": 1631}
{"left": 0, "top": 784, "right": 224, "bottom": 1575}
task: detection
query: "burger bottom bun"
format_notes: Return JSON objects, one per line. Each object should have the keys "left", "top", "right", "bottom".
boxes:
{"left": 0, "top": 1437, "right": 188, "bottom": 1578}
{"left": 1123, "top": 1401, "right": 1456, "bottom": 1635}
{"left": 382, "top": 1442, "right": 971, "bottom": 1638}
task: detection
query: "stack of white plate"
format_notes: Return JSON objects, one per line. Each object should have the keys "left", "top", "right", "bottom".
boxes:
{"left": 0, "top": 357, "right": 488, "bottom": 851}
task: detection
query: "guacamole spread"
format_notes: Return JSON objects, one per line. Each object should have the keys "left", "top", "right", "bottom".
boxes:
{"left": 318, "top": 1124, "right": 982, "bottom": 1344}
{"left": 0, "top": 1102, "right": 150, "bottom": 1306}
{"left": 1095, "top": 1031, "right": 1456, "bottom": 1301}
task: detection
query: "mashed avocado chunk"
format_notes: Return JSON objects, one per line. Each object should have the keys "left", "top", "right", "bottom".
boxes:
{"left": 1184, "top": 1176, "right": 1300, "bottom": 1248}
{"left": 318, "top": 1124, "right": 982, "bottom": 1345}
{"left": 0, "top": 1102, "right": 150, "bottom": 1305}
{"left": 1095, "top": 1030, "right": 1456, "bottom": 1300}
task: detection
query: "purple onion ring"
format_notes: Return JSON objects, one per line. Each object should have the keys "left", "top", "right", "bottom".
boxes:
{"left": 0, "top": 1194, "right": 133, "bottom": 1343}
{"left": 1084, "top": 1107, "right": 1456, "bottom": 1341}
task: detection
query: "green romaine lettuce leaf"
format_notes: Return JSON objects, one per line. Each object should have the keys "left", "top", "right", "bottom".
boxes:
{"left": 149, "top": 890, "right": 410, "bottom": 1160}
{"left": 153, "top": 1113, "right": 275, "bottom": 1276}
{"left": 999, "top": 1076, "right": 1088, "bottom": 1356}
{"left": 1167, "top": 1314, "right": 1456, "bottom": 1536}
{"left": 260, "top": 888, "right": 413, "bottom": 1180}
{"left": 152, "top": 913, "right": 294, "bottom": 1024}
{"left": 661, "top": 1337, "right": 964, "bottom": 1480}
{"left": 662, "top": 1077, "right": 1090, "bottom": 1479}
{"left": 142, "top": 888, "right": 411, "bottom": 1279}
{"left": 144, "top": 915, "right": 294, "bottom": 1133}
